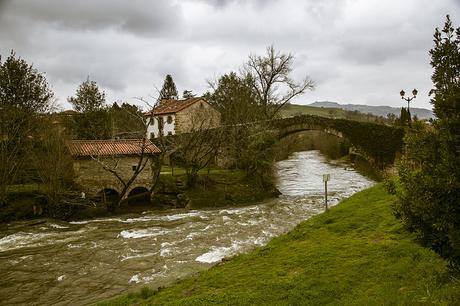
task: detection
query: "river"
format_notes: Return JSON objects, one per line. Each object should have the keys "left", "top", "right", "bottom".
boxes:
{"left": 0, "top": 151, "right": 374, "bottom": 305}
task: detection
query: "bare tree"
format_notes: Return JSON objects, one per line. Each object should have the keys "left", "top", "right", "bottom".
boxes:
{"left": 137, "top": 96, "right": 170, "bottom": 189}
{"left": 88, "top": 137, "right": 159, "bottom": 210}
{"left": 0, "top": 108, "right": 28, "bottom": 204}
{"left": 174, "top": 108, "right": 223, "bottom": 187}
{"left": 244, "top": 45, "right": 314, "bottom": 120}
{"left": 33, "top": 121, "right": 78, "bottom": 217}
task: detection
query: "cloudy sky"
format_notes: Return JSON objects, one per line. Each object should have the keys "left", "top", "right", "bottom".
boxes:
{"left": 0, "top": 0, "right": 458, "bottom": 110}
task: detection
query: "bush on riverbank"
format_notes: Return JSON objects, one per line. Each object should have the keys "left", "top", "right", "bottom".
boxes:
{"left": 393, "top": 16, "right": 460, "bottom": 269}
{"left": 100, "top": 184, "right": 460, "bottom": 305}
{"left": 157, "top": 169, "right": 279, "bottom": 209}
{"left": 185, "top": 171, "right": 279, "bottom": 209}
{"left": 0, "top": 168, "right": 278, "bottom": 222}
{"left": 0, "top": 191, "right": 43, "bottom": 222}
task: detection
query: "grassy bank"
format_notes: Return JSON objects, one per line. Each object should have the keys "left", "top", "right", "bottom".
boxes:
{"left": 100, "top": 184, "right": 460, "bottom": 305}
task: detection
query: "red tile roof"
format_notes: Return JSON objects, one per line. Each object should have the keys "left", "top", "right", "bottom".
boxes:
{"left": 66, "top": 139, "right": 161, "bottom": 157}
{"left": 146, "top": 97, "right": 204, "bottom": 116}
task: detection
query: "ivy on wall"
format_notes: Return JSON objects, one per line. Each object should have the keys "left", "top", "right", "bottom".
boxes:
{"left": 273, "top": 115, "right": 404, "bottom": 167}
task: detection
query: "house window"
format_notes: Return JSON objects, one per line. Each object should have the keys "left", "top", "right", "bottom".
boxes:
{"left": 200, "top": 102, "right": 204, "bottom": 108}
{"left": 150, "top": 132, "right": 155, "bottom": 139}
{"left": 167, "top": 115, "right": 173, "bottom": 124}
{"left": 149, "top": 117, "right": 154, "bottom": 126}
{"left": 132, "top": 165, "right": 137, "bottom": 172}
{"left": 167, "top": 131, "right": 173, "bottom": 136}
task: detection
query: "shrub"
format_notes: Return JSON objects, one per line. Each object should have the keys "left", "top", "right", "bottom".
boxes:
{"left": 394, "top": 16, "right": 460, "bottom": 268}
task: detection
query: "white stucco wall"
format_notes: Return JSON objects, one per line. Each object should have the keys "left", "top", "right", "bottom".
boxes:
{"left": 146, "top": 117, "right": 158, "bottom": 139}
{"left": 146, "top": 114, "right": 176, "bottom": 139}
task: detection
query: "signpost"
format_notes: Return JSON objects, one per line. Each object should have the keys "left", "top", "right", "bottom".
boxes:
{"left": 323, "top": 174, "right": 330, "bottom": 211}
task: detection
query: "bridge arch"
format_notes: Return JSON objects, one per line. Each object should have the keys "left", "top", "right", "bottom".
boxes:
{"left": 127, "top": 186, "right": 149, "bottom": 197}
{"left": 124, "top": 183, "right": 152, "bottom": 200}
{"left": 277, "top": 125, "right": 344, "bottom": 140}
{"left": 96, "top": 187, "right": 120, "bottom": 206}
{"left": 271, "top": 115, "right": 404, "bottom": 167}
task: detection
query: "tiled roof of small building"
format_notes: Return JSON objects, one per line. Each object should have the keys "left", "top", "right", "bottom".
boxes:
{"left": 146, "top": 97, "right": 204, "bottom": 116}
{"left": 66, "top": 139, "right": 161, "bottom": 157}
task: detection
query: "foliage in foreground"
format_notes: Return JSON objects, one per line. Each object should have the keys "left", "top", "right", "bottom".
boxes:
{"left": 394, "top": 15, "right": 460, "bottom": 268}
{"left": 100, "top": 185, "right": 460, "bottom": 306}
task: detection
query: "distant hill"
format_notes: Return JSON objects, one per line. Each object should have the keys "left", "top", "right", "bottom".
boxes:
{"left": 308, "top": 101, "right": 434, "bottom": 119}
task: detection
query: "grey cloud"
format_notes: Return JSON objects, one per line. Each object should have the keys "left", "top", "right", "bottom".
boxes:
{"left": 335, "top": 0, "right": 458, "bottom": 66}
{"left": 339, "top": 37, "right": 409, "bottom": 66}
{"left": 1, "top": 0, "right": 183, "bottom": 36}
{"left": 198, "top": 0, "right": 234, "bottom": 8}
{"left": 1, "top": 0, "right": 459, "bottom": 111}
{"left": 192, "top": 0, "right": 276, "bottom": 9}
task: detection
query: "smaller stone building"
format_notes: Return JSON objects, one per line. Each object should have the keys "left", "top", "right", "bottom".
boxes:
{"left": 145, "top": 97, "right": 221, "bottom": 139}
{"left": 66, "top": 139, "right": 161, "bottom": 200}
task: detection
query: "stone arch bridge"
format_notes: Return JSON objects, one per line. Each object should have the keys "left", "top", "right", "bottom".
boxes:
{"left": 269, "top": 115, "right": 404, "bottom": 166}
{"left": 161, "top": 114, "right": 404, "bottom": 168}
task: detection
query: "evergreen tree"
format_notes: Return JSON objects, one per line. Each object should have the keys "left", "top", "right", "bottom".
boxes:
{"left": 394, "top": 16, "right": 460, "bottom": 267}
{"left": 0, "top": 51, "right": 54, "bottom": 112}
{"left": 399, "top": 107, "right": 409, "bottom": 126}
{"left": 0, "top": 51, "right": 54, "bottom": 203}
{"left": 158, "top": 74, "right": 178, "bottom": 101}
{"left": 66, "top": 79, "right": 111, "bottom": 139}
{"left": 68, "top": 78, "right": 106, "bottom": 112}
{"left": 208, "top": 72, "right": 263, "bottom": 125}
{"left": 430, "top": 15, "right": 460, "bottom": 120}
{"left": 109, "top": 102, "right": 144, "bottom": 138}
{"left": 182, "top": 90, "right": 195, "bottom": 99}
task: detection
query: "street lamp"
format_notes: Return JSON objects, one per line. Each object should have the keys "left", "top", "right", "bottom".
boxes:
{"left": 400, "top": 88, "right": 417, "bottom": 126}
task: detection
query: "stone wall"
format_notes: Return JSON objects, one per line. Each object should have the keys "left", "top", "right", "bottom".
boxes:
{"left": 73, "top": 156, "right": 154, "bottom": 198}
{"left": 175, "top": 100, "right": 221, "bottom": 133}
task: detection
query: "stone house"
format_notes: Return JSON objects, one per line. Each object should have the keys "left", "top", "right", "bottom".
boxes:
{"left": 145, "top": 97, "right": 221, "bottom": 139}
{"left": 66, "top": 139, "right": 161, "bottom": 200}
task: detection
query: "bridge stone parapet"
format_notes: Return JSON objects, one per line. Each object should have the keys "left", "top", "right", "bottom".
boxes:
{"left": 271, "top": 115, "right": 404, "bottom": 167}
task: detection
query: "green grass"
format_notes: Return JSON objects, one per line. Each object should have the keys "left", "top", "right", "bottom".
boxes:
{"left": 280, "top": 104, "right": 386, "bottom": 124}
{"left": 280, "top": 104, "right": 347, "bottom": 119}
{"left": 99, "top": 184, "right": 460, "bottom": 305}
{"left": 5, "top": 183, "right": 41, "bottom": 193}
{"left": 159, "top": 166, "right": 234, "bottom": 176}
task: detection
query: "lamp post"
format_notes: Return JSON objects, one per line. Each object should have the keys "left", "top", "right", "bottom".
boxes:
{"left": 400, "top": 88, "right": 418, "bottom": 126}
